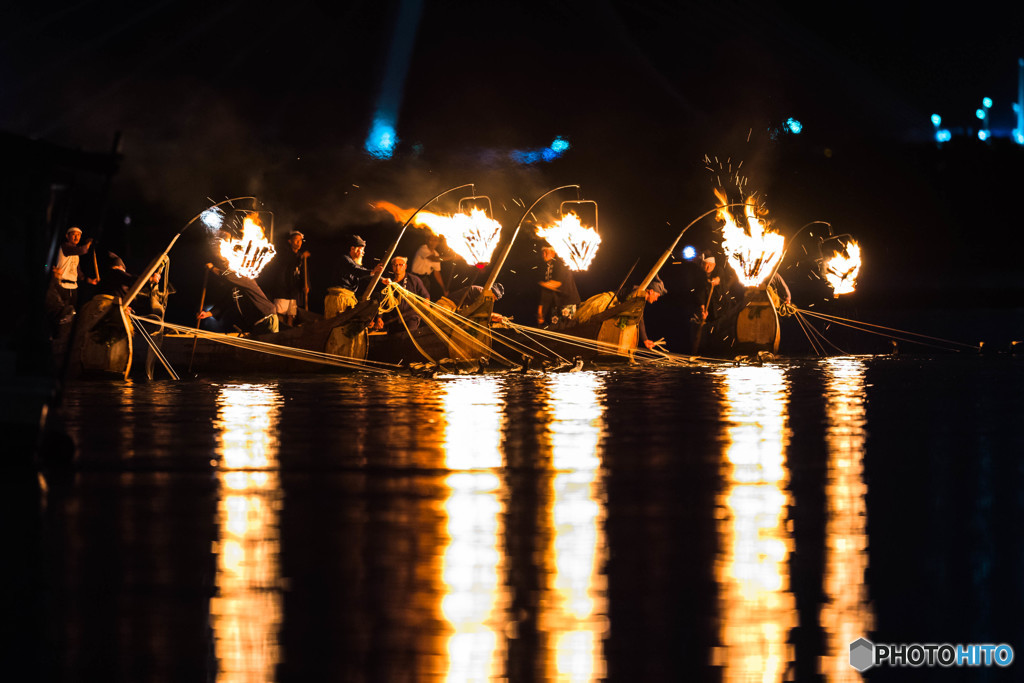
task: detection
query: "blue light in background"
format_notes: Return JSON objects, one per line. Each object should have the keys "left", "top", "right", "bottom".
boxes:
{"left": 982, "top": 97, "right": 993, "bottom": 109}
{"left": 1014, "top": 130, "right": 1024, "bottom": 145}
{"left": 931, "top": 114, "right": 942, "bottom": 126}
{"left": 976, "top": 108, "right": 987, "bottom": 120}
{"left": 510, "top": 136, "right": 570, "bottom": 164}
{"left": 936, "top": 129, "right": 952, "bottom": 142}
{"left": 365, "top": 117, "right": 397, "bottom": 159}
{"left": 978, "top": 129, "right": 989, "bottom": 141}
{"left": 681, "top": 245, "right": 697, "bottom": 260}
{"left": 785, "top": 117, "right": 802, "bottom": 134}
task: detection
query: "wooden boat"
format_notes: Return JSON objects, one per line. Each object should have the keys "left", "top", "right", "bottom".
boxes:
{"left": 366, "top": 290, "right": 501, "bottom": 368}
{"left": 513, "top": 291, "right": 647, "bottom": 364}
{"left": 157, "top": 300, "right": 379, "bottom": 375}
{"left": 695, "top": 285, "right": 782, "bottom": 359}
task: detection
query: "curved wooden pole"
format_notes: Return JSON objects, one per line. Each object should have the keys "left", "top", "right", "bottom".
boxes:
{"left": 361, "top": 183, "right": 476, "bottom": 301}
{"left": 122, "top": 196, "right": 256, "bottom": 309}
{"left": 636, "top": 203, "right": 747, "bottom": 293}
{"left": 482, "top": 184, "right": 580, "bottom": 293}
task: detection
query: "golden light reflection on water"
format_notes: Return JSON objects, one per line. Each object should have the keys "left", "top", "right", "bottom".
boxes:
{"left": 441, "top": 377, "right": 508, "bottom": 681}
{"left": 210, "top": 384, "right": 284, "bottom": 683}
{"left": 819, "top": 358, "right": 874, "bottom": 681}
{"left": 712, "top": 365, "right": 795, "bottom": 681}
{"left": 543, "top": 372, "right": 609, "bottom": 682}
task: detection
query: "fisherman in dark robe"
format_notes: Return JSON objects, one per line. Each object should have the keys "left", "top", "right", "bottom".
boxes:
{"left": 261, "top": 229, "right": 309, "bottom": 327}
{"left": 633, "top": 276, "right": 667, "bottom": 350}
{"left": 198, "top": 234, "right": 278, "bottom": 334}
{"left": 381, "top": 255, "right": 430, "bottom": 332}
{"left": 95, "top": 252, "right": 135, "bottom": 301}
{"left": 537, "top": 243, "right": 581, "bottom": 326}
{"left": 325, "top": 234, "right": 385, "bottom": 318}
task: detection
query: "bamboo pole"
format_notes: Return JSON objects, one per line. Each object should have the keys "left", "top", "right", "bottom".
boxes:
{"left": 482, "top": 184, "right": 579, "bottom": 294}
{"left": 362, "top": 184, "right": 476, "bottom": 302}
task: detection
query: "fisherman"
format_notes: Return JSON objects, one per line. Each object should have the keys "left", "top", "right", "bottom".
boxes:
{"left": 325, "top": 234, "right": 385, "bottom": 318}
{"left": 95, "top": 252, "right": 135, "bottom": 301}
{"left": 46, "top": 226, "right": 99, "bottom": 325}
{"left": 537, "top": 243, "right": 581, "bottom": 327}
{"left": 411, "top": 233, "right": 448, "bottom": 300}
{"left": 634, "top": 275, "right": 667, "bottom": 350}
{"left": 382, "top": 255, "right": 430, "bottom": 331}
{"left": 689, "top": 251, "right": 738, "bottom": 352}
{"left": 198, "top": 232, "right": 278, "bottom": 334}
{"left": 262, "top": 229, "right": 310, "bottom": 327}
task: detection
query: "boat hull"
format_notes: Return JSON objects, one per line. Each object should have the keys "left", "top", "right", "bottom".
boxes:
{"left": 156, "top": 300, "right": 378, "bottom": 375}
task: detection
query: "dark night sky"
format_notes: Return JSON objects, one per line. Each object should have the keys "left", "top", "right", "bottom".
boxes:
{"left": 3, "top": 0, "right": 1023, "bottom": 313}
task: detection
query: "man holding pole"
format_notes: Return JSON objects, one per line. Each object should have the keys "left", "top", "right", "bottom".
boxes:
{"left": 46, "top": 226, "right": 99, "bottom": 326}
{"left": 262, "top": 229, "right": 310, "bottom": 327}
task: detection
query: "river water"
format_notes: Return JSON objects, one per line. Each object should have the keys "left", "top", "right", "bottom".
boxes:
{"left": 33, "top": 353, "right": 1024, "bottom": 681}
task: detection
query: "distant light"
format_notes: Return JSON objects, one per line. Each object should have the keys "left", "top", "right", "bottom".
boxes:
{"left": 930, "top": 114, "right": 942, "bottom": 126}
{"left": 976, "top": 108, "right": 987, "bottom": 120}
{"left": 682, "top": 245, "right": 697, "bottom": 260}
{"left": 1014, "top": 103, "right": 1022, "bottom": 114}
{"left": 510, "top": 136, "right": 570, "bottom": 165}
{"left": 978, "top": 129, "right": 989, "bottom": 141}
{"left": 1014, "top": 130, "right": 1024, "bottom": 145}
{"left": 365, "top": 117, "right": 398, "bottom": 159}
{"left": 936, "top": 129, "right": 952, "bottom": 143}
{"left": 200, "top": 208, "right": 224, "bottom": 230}
{"left": 785, "top": 117, "right": 803, "bottom": 134}
{"left": 510, "top": 149, "right": 542, "bottom": 164}
{"left": 982, "top": 97, "right": 993, "bottom": 109}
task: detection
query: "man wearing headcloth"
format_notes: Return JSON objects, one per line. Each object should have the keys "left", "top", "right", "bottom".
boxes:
{"left": 95, "top": 252, "right": 135, "bottom": 300}
{"left": 537, "top": 243, "right": 581, "bottom": 327}
{"left": 633, "top": 275, "right": 667, "bottom": 350}
{"left": 262, "top": 229, "right": 310, "bottom": 327}
{"left": 381, "top": 255, "right": 430, "bottom": 331}
{"left": 325, "top": 234, "right": 385, "bottom": 318}
{"left": 46, "top": 226, "right": 99, "bottom": 322}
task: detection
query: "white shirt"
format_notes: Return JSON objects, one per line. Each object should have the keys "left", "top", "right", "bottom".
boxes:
{"left": 55, "top": 247, "right": 81, "bottom": 289}
{"left": 411, "top": 243, "right": 440, "bottom": 276}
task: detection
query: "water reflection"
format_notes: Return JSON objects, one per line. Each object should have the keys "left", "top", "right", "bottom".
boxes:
{"left": 210, "top": 384, "right": 284, "bottom": 682}
{"left": 441, "top": 377, "right": 508, "bottom": 681}
{"left": 712, "top": 365, "right": 795, "bottom": 681}
{"left": 819, "top": 358, "right": 874, "bottom": 680}
{"left": 543, "top": 372, "right": 608, "bottom": 682}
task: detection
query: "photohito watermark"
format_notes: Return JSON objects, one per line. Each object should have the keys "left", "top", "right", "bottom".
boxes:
{"left": 849, "top": 638, "right": 1014, "bottom": 672}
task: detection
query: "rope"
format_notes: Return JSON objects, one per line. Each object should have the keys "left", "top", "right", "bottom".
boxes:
{"left": 133, "top": 315, "right": 400, "bottom": 373}
{"left": 794, "top": 308, "right": 981, "bottom": 352}
{"left": 379, "top": 284, "right": 525, "bottom": 367}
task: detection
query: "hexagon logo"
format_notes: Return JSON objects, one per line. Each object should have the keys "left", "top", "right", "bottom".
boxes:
{"left": 850, "top": 638, "right": 875, "bottom": 672}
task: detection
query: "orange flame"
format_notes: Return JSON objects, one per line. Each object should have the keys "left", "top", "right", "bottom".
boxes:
{"left": 536, "top": 213, "right": 602, "bottom": 271}
{"left": 372, "top": 201, "right": 503, "bottom": 266}
{"left": 824, "top": 241, "right": 861, "bottom": 295}
{"left": 414, "top": 208, "right": 503, "bottom": 266}
{"left": 219, "top": 214, "right": 276, "bottom": 279}
{"left": 715, "top": 189, "right": 784, "bottom": 288}
{"left": 371, "top": 200, "right": 416, "bottom": 225}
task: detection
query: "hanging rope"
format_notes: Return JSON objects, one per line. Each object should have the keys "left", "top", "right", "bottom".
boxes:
{"left": 794, "top": 308, "right": 981, "bottom": 352}
{"left": 134, "top": 316, "right": 401, "bottom": 373}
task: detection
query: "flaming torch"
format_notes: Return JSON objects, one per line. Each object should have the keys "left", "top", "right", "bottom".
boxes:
{"left": 219, "top": 214, "right": 276, "bottom": 279}
{"left": 536, "top": 212, "right": 602, "bottom": 271}
{"left": 414, "top": 208, "right": 502, "bottom": 267}
{"left": 715, "top": 188, "right": 785, "bottom": 288}
{"left": 823, "top": 240, "right": 861, "bottom": 295}
{"left": 373, "top": 200, "right": 503, "bottom": 267}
